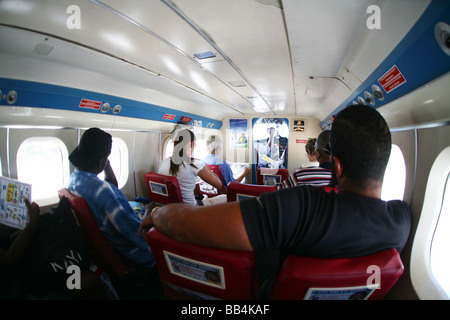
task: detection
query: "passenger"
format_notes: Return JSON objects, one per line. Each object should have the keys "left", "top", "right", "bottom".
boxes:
{"left": 68, "top": 128, "right": 155, "bottom": 268}
{"left": 203, "top": 134, "right": 250, "bottom": 188}
{"left": 0, "top": 199, "right": 40, "bottom": 279}
{"left": 1, "top": 199, "right": 110, "bottom": 299}
{"left": 158, "top": 128, "right": 227, "bottom": 206}
{"left": 139, "top": 105, "right": 411, "bottom": 294}
{"left": 278, "top": 130, "right": 333, "bottom": 188}
{"left": 304, "top": 138, "right": 318, "bottom": 163}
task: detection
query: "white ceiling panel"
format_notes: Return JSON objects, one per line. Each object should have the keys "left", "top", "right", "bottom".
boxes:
{"left": 0, "top": 0, "right": 432, "bottom": 122}
{"left": 282, "top": 0, "right": 430, "bottom": 119}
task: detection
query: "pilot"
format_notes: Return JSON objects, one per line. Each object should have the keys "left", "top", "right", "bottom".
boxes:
{"left": 139, "top": 105, "right": 411, "bottom": 294}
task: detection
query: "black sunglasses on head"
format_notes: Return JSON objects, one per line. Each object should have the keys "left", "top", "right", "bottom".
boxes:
{"left": 323, "top": 144, "right": 332, "bottom": 155}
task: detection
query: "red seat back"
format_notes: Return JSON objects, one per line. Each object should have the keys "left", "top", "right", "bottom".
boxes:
{"left": 58, "top": 188, "right": 131, "bottom": 277}
{"left": 270, "top": 248, "right": 404, "bottom": 300}
{"left": 226, "top": 181, "right": 277, "bottom": 202}
{"left": 196, "top": 164, "right": 226, "bottom": 197}
{"left": 256, "top": 168, "right": 289, "bottom": 185}
{"left": 144, "top": 172, "right": 183, "bottom": 204}
{"left": 321, "top": 186, "right": 338, "bottom": 193}
{"left": 146, "top": 228, "right": 257, "bottom": 300}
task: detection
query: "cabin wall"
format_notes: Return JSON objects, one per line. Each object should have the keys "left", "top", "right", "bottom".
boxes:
{"left": 0, "top": 128, "right": 8, "bottom": 178}
{"left": 133, "top": 130, "right": 162, "bottom": 199}
{"left": 0, "top": 124, "right": 164, "bottom": 210}
{"left": 380, "top": 73, "right": 450, "bottom": 300}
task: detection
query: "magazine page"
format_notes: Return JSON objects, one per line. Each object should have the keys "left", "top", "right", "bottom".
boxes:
{"left": 0, "top": 176, "right": 32, "bottom": 229}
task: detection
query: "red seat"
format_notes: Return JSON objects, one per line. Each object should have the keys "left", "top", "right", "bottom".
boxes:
{"left": 226, "top": 181, "right": 277, "bottom": 202}
{"left": 144, "top": 172, "right": 183, "bottom": 204}
{"left": 146, "top": 227, "right": 258, "bottom": 300}
{"left": 196, "top": 164, "right": 226, "bottom": 197}
{"left": 256, "top": 168, "right": 289, "bottom": 185}
{"left": 321, "top": 186, "right": 338, "bottom": 193}
{"left": 58, "top": 188, "right": 132, "bottom": 278}
{"left": 270, "top": 248, "right": 404, "bottom": 300}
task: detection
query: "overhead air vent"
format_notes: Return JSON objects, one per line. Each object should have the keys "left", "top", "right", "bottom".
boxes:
{"left": 229, "top": 80, "right": 247, "bottom": 87}
{"left": 435, "top": 22, "right": 450, "bottom": 56}
{"left": 32, "top": 42, "right": 54, "bottom": 56}
{"left": 193, "top": 51, "right": 216, "bottom": 60}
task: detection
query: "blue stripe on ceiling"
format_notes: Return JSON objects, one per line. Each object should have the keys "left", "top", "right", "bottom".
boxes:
{"left": 0, "top": 78, "right": 223, "bottom": 129}
{"left": 320, "top": 0, "right": 450, "bottom": 129}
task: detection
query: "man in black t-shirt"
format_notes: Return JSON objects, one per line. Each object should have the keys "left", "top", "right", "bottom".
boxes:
{"left": 139, "top": 105, "right": 411, "bottom": 289}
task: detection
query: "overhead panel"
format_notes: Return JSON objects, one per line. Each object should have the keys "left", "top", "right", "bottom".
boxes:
{"left": 282, "top": 0, "right": 431, "bottom": 120}
{"left": 320, "top": 0, "right": 450, "bottom": 129}
{"left": 167, "top": 0, "right": 295, "bottom": 115}
{"left": 0, "top": 77, "right": 223, "bottom": 129}
{"left": 0, "top": 0, "right": 257, "bottom": 123}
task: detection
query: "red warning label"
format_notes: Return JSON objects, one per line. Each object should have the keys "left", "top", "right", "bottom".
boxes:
{"left": 296, "top": 139, "right": 307, "bottom": 144}
{"left": 378, "top": 65, "right": 406, "bottom": 93}
{"left": 79, "top": 98, "right": 102, "bottom": 110}
{"left": 163, "top": 113, "right": 175, "bottom": 120}
{"left": 180, "top": 116, "right": 192, "bottom": 123}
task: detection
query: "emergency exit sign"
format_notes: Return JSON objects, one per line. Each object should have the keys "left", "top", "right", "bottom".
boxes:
{"left": 378, "top": 65, "right": 406, "bottom": 93}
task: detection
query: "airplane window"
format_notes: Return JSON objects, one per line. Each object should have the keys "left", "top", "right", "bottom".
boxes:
{"left": 193, "top": 139, "right": 208, "bottom": 160}
{"left": 97, "top": 137, "right": 128, "bottom": 189}
{"left": 381, "top": 144, "right": 406, "bottom": 201}
{"left": 164, "top": 138, "right": 174, "bottom": 160}
{"left": 411, "top": 147, "right": 450, "bottom": 299}
{"left": 17, "top": 137, "right": 70, "bottom": 206}
{"left": 163, "top": 137, "right": 208, "bottom": 161}
{"left": 430, "top": 172, "right": 450, "bottom": 298}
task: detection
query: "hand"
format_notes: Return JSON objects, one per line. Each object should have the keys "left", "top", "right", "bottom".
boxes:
{"left": 24, "top": 197, "right": 40, "bottom": 227}
{"left": 138, "top": 203, "right": 159, "bottom": 238}
{"left": 143, "top": 201, "right": 158, "bottom": 216}
{"left": 242, "top": 167, "right": 251, "bottom": 175}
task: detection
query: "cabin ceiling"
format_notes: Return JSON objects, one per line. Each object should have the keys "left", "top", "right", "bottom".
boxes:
{"left": 0, "top": 0, "right": 430, "bottom": 122}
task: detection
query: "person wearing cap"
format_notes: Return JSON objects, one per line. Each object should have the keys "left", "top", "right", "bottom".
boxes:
{"left": 278, "top": 130, "right": 334, "bottom": 189}
{"left": 68, "top": 128, "right": 155, "bottom": 268}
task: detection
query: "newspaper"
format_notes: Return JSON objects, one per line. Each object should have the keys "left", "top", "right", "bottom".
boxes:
{"left": 0, "top": 176, "right": 32, "bottom": 229}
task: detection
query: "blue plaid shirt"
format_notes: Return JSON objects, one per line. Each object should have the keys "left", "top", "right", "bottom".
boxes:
{"left": 68, "top": 169, "right": 155, "bottom": 268}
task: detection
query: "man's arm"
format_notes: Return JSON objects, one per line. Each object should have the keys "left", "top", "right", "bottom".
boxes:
{"left": 235, "top": 167, "right": 251, "bottom": 183}
{"left": 139, "top": 201, "right": 253, "bottom": 251}
{"left": 197, "top": 165, "right": 223, "bottom": 190}
{"left": 103, "top": 160, "right": 118, "bottom": 188}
